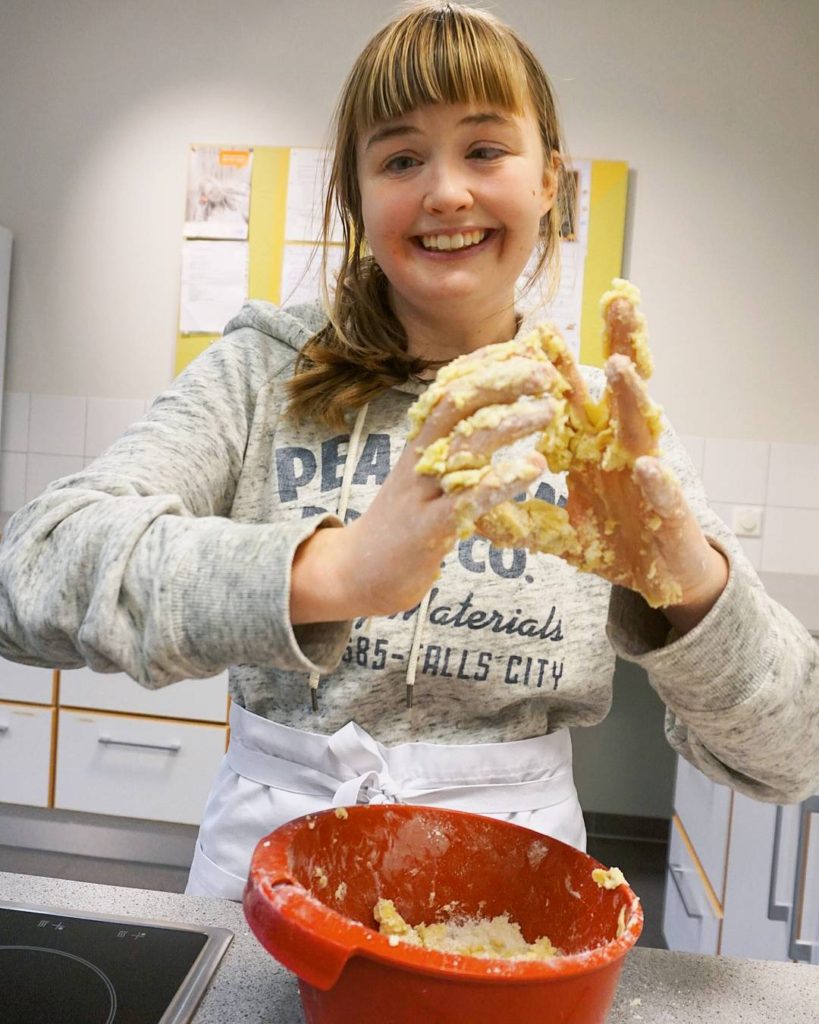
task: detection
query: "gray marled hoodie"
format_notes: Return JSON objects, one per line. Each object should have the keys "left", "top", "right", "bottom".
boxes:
{"left": 0, "top": 300, "right": 816, "bottom": 803}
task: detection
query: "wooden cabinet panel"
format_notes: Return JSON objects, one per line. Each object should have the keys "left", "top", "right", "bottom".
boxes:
{"left": 663, "top": 817, "right": 721, "bottom": 955}
{"left": 54, "top": 710, "right": 226, "bottom": 825}
{"left": 0, "top": 702, "right": 53, "bottom": 807}
{"left": 0, "top": 661, "right": 54, "bottom": 705}
{"left": 59, "top": 667, "right": 228, "bottom": 723}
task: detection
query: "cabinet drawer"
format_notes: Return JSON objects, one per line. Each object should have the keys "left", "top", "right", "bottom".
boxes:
{"left": 59, "top": 668, "right": 228, "bottom": 723}
{"left": 663, "top": 816, "right": 721, "bottom": 955}
{"left": 673, "top": 755, "right": 732, "bottom": 902}
{"left": 0, "top": 702, "right": 54, "bottom": 807}
{"left": 720, "top": 794, "right": 795, "bottom": 961}
{"left": 54, "top": 710, "right": 227, "bottom": 825}
{"left": 0, "top": 661, "right": 55, "bottom": 705}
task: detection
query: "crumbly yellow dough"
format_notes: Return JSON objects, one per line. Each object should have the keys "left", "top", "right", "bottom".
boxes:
{"left": 408, "top": 278, "right": 684, "bottom": 608}
{"left": 592, "top": 866, "right": 627, "bottom": 890}
{"left": 373, "top": 898, "right": 558, "bottom": 960}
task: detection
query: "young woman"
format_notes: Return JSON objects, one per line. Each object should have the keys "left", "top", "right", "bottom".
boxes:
{"left": 0, "top": 3, "right": 815, "bottom": 901}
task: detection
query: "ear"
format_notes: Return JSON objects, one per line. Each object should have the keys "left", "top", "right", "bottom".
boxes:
{"left": 539, "top": 151, "right": 562, "bottom": 217}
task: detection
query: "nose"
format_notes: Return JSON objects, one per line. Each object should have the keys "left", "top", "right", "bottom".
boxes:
{"left": 422, "top": 161, "right": 473, "bottom": 216}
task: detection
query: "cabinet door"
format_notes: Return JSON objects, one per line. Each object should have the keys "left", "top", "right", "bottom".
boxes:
{"left": 673, "top": 754, "right": 732, "bottom": 903}
{"left": 0, "top": 661, "right": 54, "bottom": 705}
{"left": 54, "top": 710, "right": 227, "bottom": 825}
{"left": 59, "top": 667, "right": 228, "bottom": 723}
{"left": 789, "top": 795, "right": 819, "bottom": 965}
{"left": 663, "top": 817, "right": 722, "bottom": 954}
{"left": 0, "top": 702, "right": 54, "bottom": 807}
{"left": 720, "top": 794, "right": 796, "bottom": 961}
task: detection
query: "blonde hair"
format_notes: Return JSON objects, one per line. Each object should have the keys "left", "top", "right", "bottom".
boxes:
{"left": 287, "top": 1, "right": 573, "bottom": 428}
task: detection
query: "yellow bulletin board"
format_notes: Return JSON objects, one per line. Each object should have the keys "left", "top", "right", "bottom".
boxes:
{"left": 174, "top": 148, "right": 629, "bottom": 376}
{"left": 579, "top": 161, "right": 630, "bottom": 367}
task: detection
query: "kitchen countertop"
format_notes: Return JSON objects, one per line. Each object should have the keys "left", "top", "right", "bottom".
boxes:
{"left": 2, "top": 870, "right": 818, "bottom": 1022}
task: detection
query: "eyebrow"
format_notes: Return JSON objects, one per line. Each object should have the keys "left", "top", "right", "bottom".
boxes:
{"left": 364, "top": 111, "right": 517, "bottom": 151}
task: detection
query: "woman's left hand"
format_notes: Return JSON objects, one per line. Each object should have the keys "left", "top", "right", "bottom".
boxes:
{"left": 414, "top": 282, "right": 728, "bottom": 630}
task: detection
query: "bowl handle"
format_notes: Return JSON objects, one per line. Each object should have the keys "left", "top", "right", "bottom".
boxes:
{"left": 243, "top": 881, "right": 355, "bottom": 990}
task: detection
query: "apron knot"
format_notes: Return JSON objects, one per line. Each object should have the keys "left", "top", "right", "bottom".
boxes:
{"left": 327, "top": 722, "right": 403, "bottom": 807}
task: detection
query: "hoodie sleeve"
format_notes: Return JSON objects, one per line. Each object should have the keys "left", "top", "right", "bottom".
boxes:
{"left": 0, "top": 326, "right": 351, "bottom": 686}
{"left": 606, "top": 422, "right": 819, "bottom": 805}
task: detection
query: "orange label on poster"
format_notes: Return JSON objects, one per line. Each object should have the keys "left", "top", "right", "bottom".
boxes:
{"left": 219, "top": 149, "right": 251, "bottom": 168}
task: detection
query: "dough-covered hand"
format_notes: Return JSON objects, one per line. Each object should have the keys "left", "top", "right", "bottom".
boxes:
{"left": 341, "top": 341, "right": 562, "bottom": 616}
{"left": 410, "top": 280, "right": 719, "bottom": 610}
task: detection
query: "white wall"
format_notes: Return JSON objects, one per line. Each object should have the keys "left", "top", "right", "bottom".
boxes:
{"left": 0, "top": 0, "right": 816, "bottom": 440}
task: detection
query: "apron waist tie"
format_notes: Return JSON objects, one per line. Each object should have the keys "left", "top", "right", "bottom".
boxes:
{"left": 226, "top": 719, "right": 577, "bottom": 815}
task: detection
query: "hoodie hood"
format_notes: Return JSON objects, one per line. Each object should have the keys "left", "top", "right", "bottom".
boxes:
{"left": 223, "top": 298, "right": 428, "bottom": 397}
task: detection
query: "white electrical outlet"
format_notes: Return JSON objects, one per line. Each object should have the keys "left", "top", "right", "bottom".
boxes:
{"left": 731, "top": 505, "right": 764, "bottom": 538}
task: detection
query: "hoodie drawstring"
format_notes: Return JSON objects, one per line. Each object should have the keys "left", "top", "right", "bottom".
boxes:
{"left": 309, "top": 403, "right": 368, "bottom": 711}
{"left": 308, "top": 402, "right": 432, "bottom": 713}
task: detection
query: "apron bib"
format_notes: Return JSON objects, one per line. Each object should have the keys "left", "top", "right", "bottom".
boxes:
{"left": 186, "top": 702, "right": 586, "bottom": 900}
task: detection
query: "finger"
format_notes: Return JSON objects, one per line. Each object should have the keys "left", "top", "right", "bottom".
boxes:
{"left": 633, "top": 456, "right": 719, "bottom": 602}
{"left": 410, "top": 356, "right": 558, "bottom": 447}
{"left": 535, "top": 323, "right": 592, "bottom": 420}
{"left": 601, "top": 280, "right": 653, "bottom": 380}
{"left": 447, "top": 452, "right": 546, "bottom": 537}
{"left": 632, "top": 456, "right": 687, "bottom": 523}
{"left": 604, "top": 354, "right": 662, "bottom": 463}
{"left": 407, "top": 336, "right": 549, "bottom": 441}
{"left": 445, "top": 397, "right": 557, "bottom": 465}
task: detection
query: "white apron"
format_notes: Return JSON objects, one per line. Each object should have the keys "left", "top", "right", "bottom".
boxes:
{"left": 186, "top": 702, "right": 586, "bottom": 900}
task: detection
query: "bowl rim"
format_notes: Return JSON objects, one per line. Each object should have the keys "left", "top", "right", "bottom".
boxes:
{"left": 244, "top": 805, "right": 644, "bottom": 984}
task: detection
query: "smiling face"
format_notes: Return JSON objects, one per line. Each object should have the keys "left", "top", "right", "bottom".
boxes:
{"left": 356, "top": 102, "right": 558, "bottom": 337}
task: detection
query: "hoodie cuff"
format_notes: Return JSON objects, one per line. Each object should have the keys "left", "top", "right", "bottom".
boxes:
{"left": 167, "top": 513, "right": 351, "bottom": 676}
{"left": 607, "top": 539, "right": 768, "bottom": 713}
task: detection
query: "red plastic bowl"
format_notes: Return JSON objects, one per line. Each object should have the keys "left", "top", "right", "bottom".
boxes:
{"left": 244, "top": 805, "right": 642, "bottom": 1024}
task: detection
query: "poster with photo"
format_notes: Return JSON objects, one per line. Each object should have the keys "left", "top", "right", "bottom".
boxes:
{"left": 184, "top": 146, "right": 253, "bottom": 240}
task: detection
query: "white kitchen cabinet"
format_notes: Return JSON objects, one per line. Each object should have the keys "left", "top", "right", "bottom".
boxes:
{"left": 663, "top": 816, "right": 721, "bottom": 955}
{"left": 0, "top": 702, "right": 54, "bottom": 807}
{"left": 54, "top": 709, "right": 227, "bottom": 825}
{"left": 666, "top": 757, "right": 819, "bottom": 963}
{"left": 721, "top": 795, "right": 796, "bottom": 960}
{"left": 0, "top": 660, "right": 55, "bottom": 705}
{"left": 59, "top": 666, "right": 229, "bottom": 723}
{"left": 673, "top": 754, "right": 732, "bottom": 902}
{"left": 789, "top": 795, "right": 819, "bottom": 965}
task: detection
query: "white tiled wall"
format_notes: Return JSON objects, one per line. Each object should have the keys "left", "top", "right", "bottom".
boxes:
{"left": 0, "top": 391, "right": 817, "bottom": 582}
{"left": 0, "top": 392, "right": 152, "bottom": 521}
{"left": 678, "top": 434, "right": 819, "bottom": 578}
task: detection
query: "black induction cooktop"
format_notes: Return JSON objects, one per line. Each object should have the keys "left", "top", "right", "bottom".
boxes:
{"left": 0, "top": 900, "right": 232, "bottom": 1024}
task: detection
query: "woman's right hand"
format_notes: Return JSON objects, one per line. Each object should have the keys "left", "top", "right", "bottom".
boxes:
{"left": 290, "top": 345, "right": 560, "bottom": 623}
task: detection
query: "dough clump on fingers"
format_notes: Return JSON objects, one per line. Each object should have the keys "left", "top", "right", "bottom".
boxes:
{"left": 408, "top": 279, "right": 685, "bottom": 608}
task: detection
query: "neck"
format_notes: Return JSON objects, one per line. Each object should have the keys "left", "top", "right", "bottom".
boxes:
{"left": 390, "top": 289, "right": 519, "bottom": 366}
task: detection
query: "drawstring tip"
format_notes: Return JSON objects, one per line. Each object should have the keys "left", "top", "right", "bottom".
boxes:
{"left": 405, "top": 685, "right": 414, "bottom": 709}
{"left": 311, "top": 689, "right": 319, "bottom": 713}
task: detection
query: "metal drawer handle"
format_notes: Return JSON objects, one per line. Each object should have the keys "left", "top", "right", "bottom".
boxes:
{"left": 767, "top": 805, "right": 791, "bottom": 922}
{"left": 669, "top": 864, "right": 705, "bottom": 920}
{"left": 98, "top": 735, "right": 181, "bottom": 754}
{"left": 789, "top": 795, "right": 819, "bottom": 965}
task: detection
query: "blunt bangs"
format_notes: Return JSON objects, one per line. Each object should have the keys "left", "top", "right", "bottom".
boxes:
{"left": 354, "top": 6, "right": 531, "bottom": 130}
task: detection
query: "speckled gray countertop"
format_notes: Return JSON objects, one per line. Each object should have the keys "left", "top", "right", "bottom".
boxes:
{"left": 2, "top": 870, "right": 817, "bottom": 1022}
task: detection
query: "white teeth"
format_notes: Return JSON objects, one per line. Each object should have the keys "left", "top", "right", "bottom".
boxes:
{"left": 420, "top": 229, "right": 487, "bottom": 251}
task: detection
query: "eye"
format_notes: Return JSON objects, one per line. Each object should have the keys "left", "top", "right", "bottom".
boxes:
{"left": 383, "top": 154, "right": 420, "bottom": 174}
{"left": 468, "top": 146, "right": 506, "bottom": 161}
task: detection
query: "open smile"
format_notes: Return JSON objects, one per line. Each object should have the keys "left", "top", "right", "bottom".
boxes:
{"left": 415, "top": 229, "right": 496, "bottom": 254}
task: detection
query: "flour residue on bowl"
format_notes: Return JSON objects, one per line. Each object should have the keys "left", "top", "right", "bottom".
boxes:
{"left": 373, "top": 898, "right": 559, "bottom": 960}
{"left": 526, "top": 840, "right": 549, "bottom": 869}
